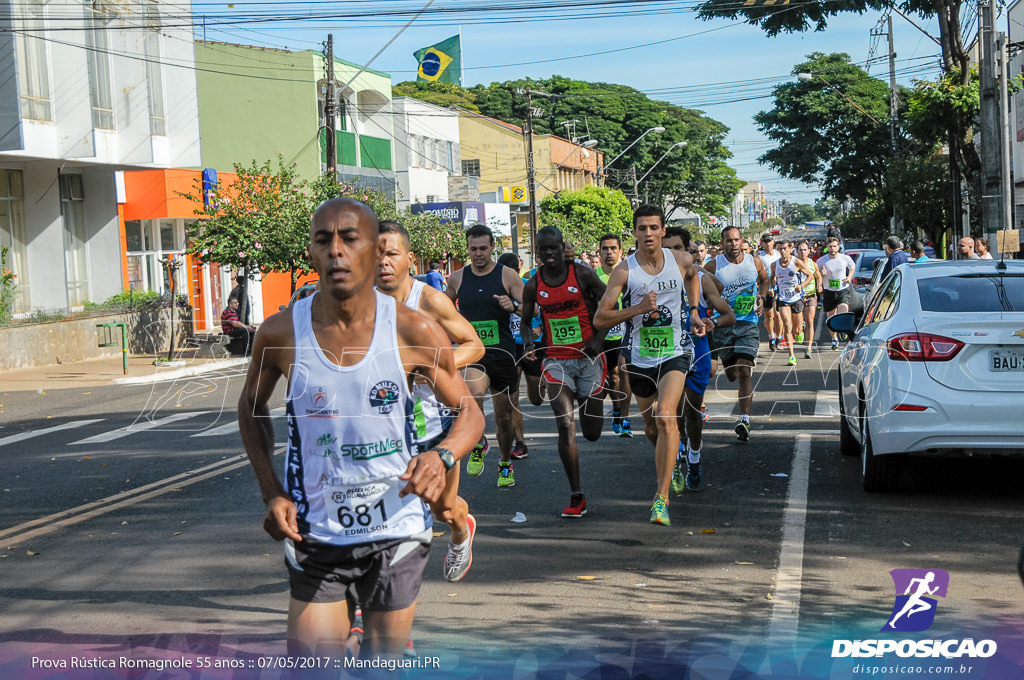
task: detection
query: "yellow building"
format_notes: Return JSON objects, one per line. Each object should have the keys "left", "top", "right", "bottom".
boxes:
{"left": 455, "top": 107, "right": 604, "bottom": 252}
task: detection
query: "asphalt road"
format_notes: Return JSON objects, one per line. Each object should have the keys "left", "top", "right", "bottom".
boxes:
{"left": 1, "top": 348, "right": 1022, "bottom": 677}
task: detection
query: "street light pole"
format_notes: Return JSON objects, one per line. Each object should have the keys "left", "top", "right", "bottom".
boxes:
{"left": 636, "top": 141, "right": 688, "bottom": 200}
{"left": 601, "top": 126, "right": 666, "bottom": 178}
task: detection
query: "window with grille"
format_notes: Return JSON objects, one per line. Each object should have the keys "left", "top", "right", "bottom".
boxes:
{"left": 462, "top": 159, "right": 480, "bottom": 177}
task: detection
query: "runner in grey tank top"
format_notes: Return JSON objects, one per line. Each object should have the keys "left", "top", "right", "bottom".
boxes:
{"left": 238, "top": 198, "right": 483, "bottom": 658}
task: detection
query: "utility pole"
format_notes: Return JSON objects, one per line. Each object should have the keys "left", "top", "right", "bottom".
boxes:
{"left": 524, "top": 87, "right": 539, "bottom": 259}
{"left": 887, "top": 14, "right": 902, "bottom": 233}
{"left": 998, "top": 33, "right": 1014, "bottom": 233}
{"left": 630, "top": 165, "right": 639, "bottom": 206}
{"left": 979, "top": 0, "right": 1004, "bottom": 237}
{"left": 324, "top": 34, "right": 337, "bottom": 178}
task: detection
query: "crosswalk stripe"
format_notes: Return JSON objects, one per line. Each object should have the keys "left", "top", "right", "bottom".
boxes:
{"left": 68, "top": 412, "right": 206, "bottom": 445}
{"left": 190, "top": 407, "right": 286, "bottom": 438}
{"left": 813, "top": 390, "right": 841, "bottom": 418}
{"left": 0, "top": 420, "right": 105, "bottom": 448}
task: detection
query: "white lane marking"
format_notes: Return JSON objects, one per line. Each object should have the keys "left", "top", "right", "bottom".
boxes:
{"left": 767, "top": 433, "right": 812, "bottom": 642}
{"left": 0, "top": 420, "right": 105, "bottom": 448}
{"left": 68, "top": 412, "right": 205, "bottom": 445}
{"left": 190, "top": 407, "right": 286, "bottom": 437}
{"left": 813, "top": 390, "right": 841, "bottom": 418}
{"left": 0, "top": 450, "right": 282, "bottom": 545}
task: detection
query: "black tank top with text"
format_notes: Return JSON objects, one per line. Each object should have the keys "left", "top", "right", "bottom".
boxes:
{"left": 455, "top": 263, "right": 516, "bottom": 357}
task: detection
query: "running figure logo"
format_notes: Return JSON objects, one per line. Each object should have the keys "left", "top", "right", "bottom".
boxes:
{"left": 882, "top": 568, "right": 949, "bottom": 632}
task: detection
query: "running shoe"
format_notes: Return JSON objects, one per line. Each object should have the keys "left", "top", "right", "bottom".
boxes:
{"left": 561, "top": 492, "right": 588, "bottom": 518}
{"left": 831, "top": 339, "right": 839, "bottom": 351}
{"left": 497, "top": 462, "right": 515, "bottom": 488}
{"left": 700, "top": 404, "right": 709, "bottom": 422}
{"left": 511, "top": 440, "right": 529, "bottom": 460}
{"left": 768, "top": 338, "right": 776, "bottom": 352}
{"left": 619, "top": 418, "right": 634, "bottom": 438}
{"left": 779, "top": 338, "right": 787, "bottom": 350}
{"left": 686, "top": 460, "right": 702, "bottom": 491}
{"left": 612, "top": 419, "right": 622, "bottom": 435}
{"left": 671, "top": 462, "right": 686, "bottom": 495}
{"left": 467, "top": 438, "right": 488, "bottom": 476}
{"left": 649, "top": 496, "right": 670, "bottom": 525}
{"left": 443, "top": 513, "right": 476, "bottom": 582}
{"left": 786, "top": 355, "right": 796, "bottom": 366}
{"left": 735, "top": 419, "right": 750, "bottom": 442}
{"left": 804, "top": 349, "right": 812, "bottom": 359}
{"left": 795, "top": 331, "right": 804, "bottom": 343}
{"left": 404, "top": 638, "right": 417, "bottom": 658}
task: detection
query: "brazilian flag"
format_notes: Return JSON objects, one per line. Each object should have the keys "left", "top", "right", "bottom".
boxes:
{"left": 414, "top": 34, "right": 461, "bottom": 84}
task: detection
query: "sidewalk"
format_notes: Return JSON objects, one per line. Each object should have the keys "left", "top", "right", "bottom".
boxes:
{"left": 0, "top": 349, "right": 249, "bottom": 391}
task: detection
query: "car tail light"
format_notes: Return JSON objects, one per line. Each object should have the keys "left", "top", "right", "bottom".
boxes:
{"left": 853, "top": 276, "right": 870, "bottom": 285}
{"left": 887, "top": 333, "right": 964, "bottom": 362}
{"left": 892, "top": 404, "right": 928, "bottom": 412}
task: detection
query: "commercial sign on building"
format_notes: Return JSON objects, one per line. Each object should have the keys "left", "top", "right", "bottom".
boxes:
{"left": 411, "top": 201, "right": 486, "bottom": 227}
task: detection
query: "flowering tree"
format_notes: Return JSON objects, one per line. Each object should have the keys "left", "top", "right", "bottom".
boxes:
{"left": 309, "top": 177, "right": 467, "bottom": 262}
{"left": 182, "top": 158, "right": 312, "bottom": 313}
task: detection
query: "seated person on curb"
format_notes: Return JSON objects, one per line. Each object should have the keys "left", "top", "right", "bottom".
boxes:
{"left": 221, "top": 296, "right": 256, "bottom": 356}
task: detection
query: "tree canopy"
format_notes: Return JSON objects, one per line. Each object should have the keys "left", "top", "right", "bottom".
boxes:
{"left": 539, "top": 186, "right": 634, "bottom": 252}
{"left": 394, "top": 76, "right": 744, "bottom": 220}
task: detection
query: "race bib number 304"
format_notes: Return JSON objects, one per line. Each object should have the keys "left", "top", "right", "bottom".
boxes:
{"left": 323, "top": 479, "right": 400, "bottom": 539}
{"left": 639, "top": 327, "right": 675, "bottom": 358}
{"left": 471, "top": 320, "right": 500, "bottom": 346}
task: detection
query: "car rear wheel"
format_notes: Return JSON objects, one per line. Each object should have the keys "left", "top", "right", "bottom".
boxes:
{"left": 860, "top": 407, "right": 902, "bottom": 492}
{"left": 838, "top": 383, "right": 857, "bottom": 457}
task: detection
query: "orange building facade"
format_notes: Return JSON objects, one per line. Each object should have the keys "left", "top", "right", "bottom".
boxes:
{"left": 119, "top": 169, "right": 313, "bottom": 332}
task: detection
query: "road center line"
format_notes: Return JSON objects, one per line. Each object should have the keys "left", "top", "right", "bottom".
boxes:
{"left": 767, "top": 433, "right": 812, "bottom": 643}
{"left": 0, "top": 450, "right": 281, "bottom": 544}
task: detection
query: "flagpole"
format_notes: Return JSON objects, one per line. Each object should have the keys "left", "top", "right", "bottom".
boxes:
{"left": 459, "top": 25, "right": 464, "bottom": 87}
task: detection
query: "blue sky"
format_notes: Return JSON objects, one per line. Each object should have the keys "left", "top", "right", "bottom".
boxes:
{"left": 194, "top": 2, "right": 946, "bottom": 204}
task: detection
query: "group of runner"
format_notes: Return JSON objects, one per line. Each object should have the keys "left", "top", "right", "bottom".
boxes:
{"left": 237, "top": 197, "right": 853, "bottom": 660}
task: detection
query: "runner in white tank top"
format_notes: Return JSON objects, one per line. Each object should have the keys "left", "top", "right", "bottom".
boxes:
{"left": 376, "top": 220, "right": 485, "bottom": 583}
{"left": 238, "top": 198, "right": 483, "bottom": 658}
{"left": 594, "top": 205, "right": 706, "bottom": 528}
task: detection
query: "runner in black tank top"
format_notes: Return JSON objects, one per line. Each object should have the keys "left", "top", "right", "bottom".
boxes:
{"left": 445, "top": 224, "right": 525, "bottom": 489}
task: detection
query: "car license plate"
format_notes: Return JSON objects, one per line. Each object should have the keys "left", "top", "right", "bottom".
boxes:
{"left": 990, "top": 349, "right": 1024, "bottom": 372}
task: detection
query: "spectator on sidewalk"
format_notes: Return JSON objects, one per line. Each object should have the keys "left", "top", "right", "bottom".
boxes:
{"left": 228, "top": 274, "right": 252, "bottom": 325}
{"left": 910, "top": 240, "right": 932, "bottom": 263}
{"left": 976, "top": 237, "right": 993, "bottom": 259}
{"left": 958, "top": 237, "right": 981, "bottom": 260}
{"left": 425, "top": 260, "right": 447, "bottom": 291}
{"left": 221, "top": 297, "right": 256, "bottom": 356}
{"left": 880, "top": 236, "right": 909, "bottom": 280}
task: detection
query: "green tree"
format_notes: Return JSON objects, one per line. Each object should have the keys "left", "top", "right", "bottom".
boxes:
{"left": 392, "top": 81, "right": 479, "bottom": 112}
{"left": 539, "top": 186, "right": 633, "bottom": 252}
{"left": 756, "top": 53, "right": 891, "bottom": 203}
{"left": 309, "top": 177, "right": 468, "bottom": 261}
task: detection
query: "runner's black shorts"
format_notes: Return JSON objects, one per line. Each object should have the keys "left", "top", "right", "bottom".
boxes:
{"left": 624, "top": 352, "right": 694, "bottom": 400}
{"left": 286, "top": 534, "right": 431, "bottom": 609}
{"left": 515, "top": 344, "right": 543, "bottom": 378}
{"left": 777, "top": 298, "right": 805, "bottom": 314}
{"left": 822, "top": 288, "right": 851, "bottom": 312}
{"left": 602, "top": 337, "right": 623, "bottom": 368}
{"left": 466, "top": 349, "right": 519, "bottom": 393}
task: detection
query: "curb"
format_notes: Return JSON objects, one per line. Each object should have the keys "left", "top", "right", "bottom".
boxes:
{"left": 114, "top": 357, "right": 250, "bottom": 385}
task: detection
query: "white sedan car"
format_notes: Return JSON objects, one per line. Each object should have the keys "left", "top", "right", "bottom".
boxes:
{"left": 827, "top": 260, "right": 1024, "bottom": 491}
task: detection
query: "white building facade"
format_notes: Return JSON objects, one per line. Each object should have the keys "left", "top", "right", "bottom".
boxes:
{"left": 391, "top": 97, "right": 461, "bottom": 210}
{"left": 0, "top": 0, "right": 200, "bottom": 313}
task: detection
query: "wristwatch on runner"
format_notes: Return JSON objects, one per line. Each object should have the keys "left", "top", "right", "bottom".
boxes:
{"left": 434, "top": 448, "right": 457, "bottom": 470}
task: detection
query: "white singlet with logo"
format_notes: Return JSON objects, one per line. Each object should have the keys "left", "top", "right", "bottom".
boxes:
{"left": 714, "top": 252, "right": 759, "bottom": 324}
{"left": 285, "top": 291, "right": 430, "bottom": 546}
{"left": 404, "top": 279, "right": 451, "bottom": 447}
{"left": 774, "top": 258, "right": 805, "bottom": 304}
{"left": 817, "top": 253, "right": 856, "bottom": 292}
{"left": 625, "top": 248, "right": 693, "bottom": 369}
